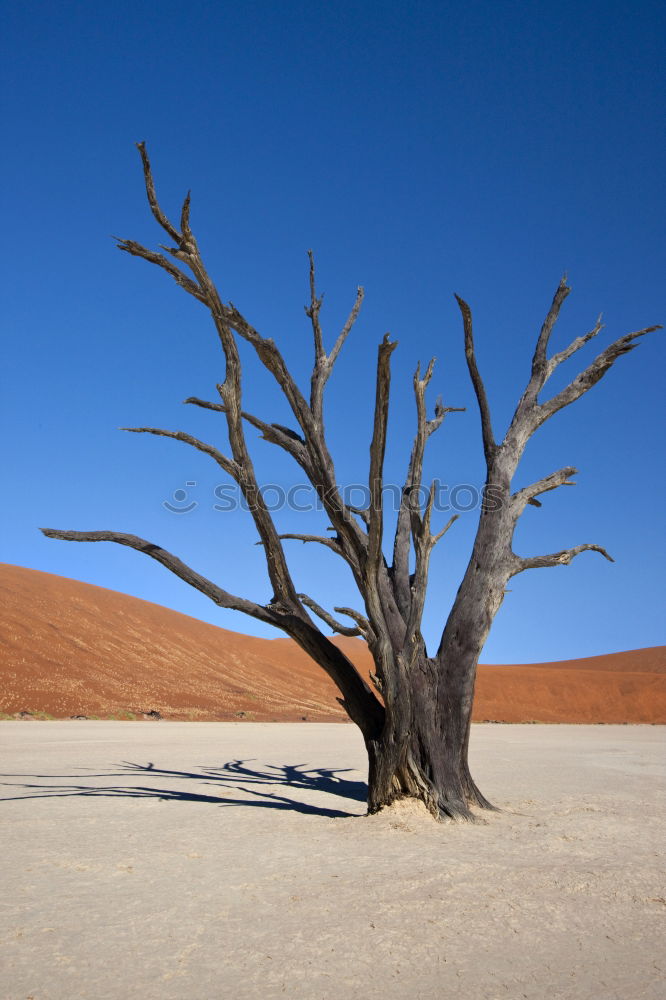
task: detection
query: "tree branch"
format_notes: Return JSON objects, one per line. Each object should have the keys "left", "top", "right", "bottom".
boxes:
{"left": 307, "top": 257, "right": 364, "bottom": 419}
{"left": 367, "top": 334, "right": 398, "bottom": 575}
{"left": 511, "top": 466, "right": 578, "bottom": 514}
{"left": 297, "top": 593, "right": 363, "bottom": 637}
{"left": 39, "top": 528, "right": 277, "bottom": 624}
{"left": 333, "top": 605, "right": 374, "bottom": 638}
{"left": 225, "top": 303, "right": 313, "bottom": 431}
{"left": 255, "top": 532, "right": 361, "bottom": 578}
{"left": 391, "top": 360, "right": 464, "bottom": 618}
{"left": 121, "top": 426, "right": 239, "bottom": 479}
{"left": 455, "top": 294, "right": 495, "bottom": 464}
{"left": 180, "top": 190, "right": 193, "bottom": 242}
{"left": 135, "top": 141, "right": 182, "bottom": 243}
{"left": 510, "top": 543, "right": 614, "bottom": 576}
{"left": 501, "top": 278, "right": 660, "bottom": 461}
{"left": 274, "top": 533, "right": 346, "bottom": 556}
{"left": 404, "top": 489, "right": 458, "bottom": 652}
{"left": 329, "top": 286, "right": 365, "bottom": 369}
{"left": 305, "top": 249, "right": 325, "bottom": 363}
{"left": 545, "top": 314, "right": 603, "bottom": 378}
{"left": 432, "top": 513, "right": 459, "bottom": 546}
{"left": 221, "top": 282, "right": 369, "bottom": 571}
{"left": 115, "top": 239, "right": 206, "bottom": 303}
{"left": 530, "top": 275, "right": 571, "bottom": 383}
{"left": 183, "top": 396, "right": 225, "bottom": 413}
{"left": 183, "top": 397, "right": 310, "bottom": 469}
{"left": 41, "top": 526, "right": 384, "bottom": 737}
{"left": 224, "top": 299, "right": 368, "bottom": 538}
{"left": 125, "top": 147, "right": 306, "bottom": 609}
{"left": 535, "top": 325, "right": 661, "bottom": 427}
{"left": 346, "top": 504, "right": 370, "bottom": 526}
{"left": 183, "top": 399, "right": 365, "bottom": 578}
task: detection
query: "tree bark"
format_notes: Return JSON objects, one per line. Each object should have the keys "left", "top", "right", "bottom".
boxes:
{"left": 364, "top": 647, "right": 492, "bottom": 820}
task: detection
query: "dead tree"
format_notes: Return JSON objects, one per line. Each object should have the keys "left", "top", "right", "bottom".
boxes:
{"left": 42, "top": 145, "right": 660, "bottom": 819}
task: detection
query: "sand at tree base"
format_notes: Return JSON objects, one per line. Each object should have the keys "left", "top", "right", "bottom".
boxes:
{"left": 1, "top": 722, "right": 664, "bottom": 999}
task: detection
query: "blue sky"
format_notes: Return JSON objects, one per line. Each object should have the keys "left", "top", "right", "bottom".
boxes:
{"left": 2, "top": 0, "right": 664, "bottom": 661}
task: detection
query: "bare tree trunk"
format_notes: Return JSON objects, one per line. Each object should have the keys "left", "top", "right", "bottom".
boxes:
{"left": 364, "top": 648, "right": 492, "bottom": 820}
{"left": 364, "top": 493, "right": 512, "bottom": 819}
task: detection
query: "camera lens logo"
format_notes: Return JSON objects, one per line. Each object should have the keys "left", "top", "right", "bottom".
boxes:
{"left": 163, "top": 482, "right": 198, "bottom": 513}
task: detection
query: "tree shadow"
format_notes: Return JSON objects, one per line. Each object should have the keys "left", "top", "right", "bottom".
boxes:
{"left": 0, "top": 758, "right": 368, "bottom": 818}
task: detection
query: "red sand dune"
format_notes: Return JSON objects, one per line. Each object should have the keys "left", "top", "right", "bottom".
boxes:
{"left": 1, "top": 563, "right": 664, "bottom": 723}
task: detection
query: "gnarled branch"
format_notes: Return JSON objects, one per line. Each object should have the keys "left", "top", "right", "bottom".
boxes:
{"left": 41, "top": 528, "right": 384, "bottom": 738}
{"left": 223, "top": 298, "right": 369, "bottom": 563}
{"left": 257, "top": 531, "right": 361, "bottom": 578}
{"left": 135, "top": 142, "right": 182, "bottom": 243}
{"left": 504, "top": 277, "right": 572, "bottom": 446}
{"left": 510, "top": 543, "right": 614, "bottom": 576}
{"left": 121, "top": 426, "right": 238, "bottom": 479}
{"left": 306, "top": 251, "right": 364, "bottom": 424}
{"left": 511, "top": 466, "right": 578, "bottom": 514}
{"left": 504, "top": 275, "right": 660, "bottom": 459}
{"left": 545, "top": 315, "right": 603, "bottom": 378}
{"left": 184, "top": 397, "right": 310, "bottom": 470}
{"left": 225, "top": 304, "right": 313, "bottom": 432}
{"left": 530, "top": 276, "right": 571, "bottom": 384}
{"left": 404, "top": 490, "right": 458, "bottom": 651}
{"left": 124, "top": 147, "right": 304, "bottom": 609}
{"left": 432, "top": 513, "right": 459, "bottom": 546}
{"left": 333, "top": 605, "right": 374, "bottom": 638}
{"left": 456, "top": 294, "right": 495, "bottom": 464}
{"left": 40, "top": 528, "right": 276, "bottom": 624}
{"left": 329, "top": 286, "right": 365, "bottom": 370}
{"left": 297, "top": 593, "right": 363, "bottom": 637}
{"left": 115, "top": 239, "right": 206, "bottom": 303}
{"left": 367, "top": 334, "right": 398, "bottom": 576}
{"left": 391, "top": 359, "right": 464, "bottom": 619}
{"left": 305, "top": 249, "right": 325, "bottom": 363}
{"left": 535, "top": 325, "right": 661, "bottom": 428}
{"left": 274, "top": 533, "right": 346, "bottom": 556}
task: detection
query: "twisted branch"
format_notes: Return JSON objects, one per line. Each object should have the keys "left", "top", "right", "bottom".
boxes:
{"left": 115, "top": 239, "right": 206, "bottom": 302}
{"left": 297, "top": 593, "right": 363, "bottom": 637}
{"left": 504, "top": 273, "right": 660, "bottom": 457}
{"left": 367, "top": 334, "right": 398, "bottom": 576}
{"left": 333, "top": 605, "right": 374, "bottom": 638}
{"left": 39, "top": 529, "right": 276, "bottom": 624}
{"left": 510, "top": 543, "right": 614, "bottom": 576}
{"left": 121, "top": 426, "right": 238, "bottom": 479}
{"left": 391, "top": 359, "right": 464, "bottom": 619}
{"left": 305, "top": 249, "right": 325, "bottom": 363}
{"left": 456, "top": 294, "right": 495, "bottom": 464}
{"left": 511, "top": 466, "right": 578, "bottom": 514}
{"left": 274, "top": 533, "right": 347, "bottom": 557}
{"left": 184, "top": 397, "right": 310, "bottom": 469}
{"left": 545, "top": 315, "right": 603, "bottom": 377}
{"left": 136, "top": 142, "right": 182, "bottom": 243}
{"left": 535, "top": 325, "right": 660, "bottom": 428}
{"left": 306, "top": 252, "right": 364, "bottom": 447}
{"left": 530, "top": 276, "right": 571, "bottom": 384}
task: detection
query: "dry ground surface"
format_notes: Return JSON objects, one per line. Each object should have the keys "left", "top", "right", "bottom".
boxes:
{"left": 2, "top": 564, "right": 665, "bottom": 723}
{"left": 1, "top": 722, "right": 664, "bottom": 1000}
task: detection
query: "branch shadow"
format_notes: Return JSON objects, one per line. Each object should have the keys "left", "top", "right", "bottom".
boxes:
{"left": 0, "top": 758, "right": 368, "bottom": 818}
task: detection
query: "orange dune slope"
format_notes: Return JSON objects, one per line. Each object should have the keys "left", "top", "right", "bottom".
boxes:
{"left": 1, "top": 564, "right": 664, "bottom": 723}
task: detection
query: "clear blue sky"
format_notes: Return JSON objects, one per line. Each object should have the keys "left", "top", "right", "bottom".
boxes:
{"left": 2, "top": 0, "right": 664, "bottom": 661}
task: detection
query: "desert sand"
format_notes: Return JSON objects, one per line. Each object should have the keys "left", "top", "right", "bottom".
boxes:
{"left": 2, "top": 564, "right": 665, "bottom": 723}
{"left": 1, "top": 721, "right": 664, "bottom": 999}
